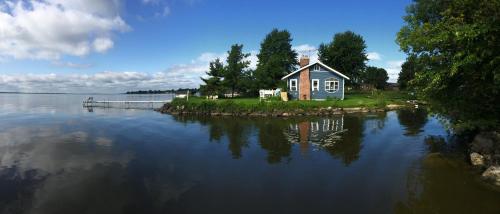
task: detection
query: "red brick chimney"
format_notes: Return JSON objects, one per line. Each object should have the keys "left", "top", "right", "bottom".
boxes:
{"left": 299, "top": 55, "right": 310, "bottom": 68}
{"left": 299, "top": 55, "right": 311, "bottom": 100}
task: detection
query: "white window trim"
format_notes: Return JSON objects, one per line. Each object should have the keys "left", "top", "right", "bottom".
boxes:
{"left": 311, "top": 79, "right": 319, "bottom": 91}
{"left": 325, "top": 78, "right": 339, "bottom": 93}
{"left": 290, "top": 79, "right": 297, "bottom": 91}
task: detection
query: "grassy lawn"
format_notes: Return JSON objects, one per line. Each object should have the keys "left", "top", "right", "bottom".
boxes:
{"left": 169, "top": 90, "right": 411, "bottom": 114}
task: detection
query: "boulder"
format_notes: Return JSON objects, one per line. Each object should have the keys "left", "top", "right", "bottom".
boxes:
{"left": 471, "top": 132, "right": 498, "bottom": 154}
{"left": 482, "top": 166, "right": 500, "bottom": 186}
{"left": 470, "top": 152, "right": 485, "bottom": 167}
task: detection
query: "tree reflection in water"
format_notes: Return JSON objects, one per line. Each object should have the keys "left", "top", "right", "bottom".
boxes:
{"left": 397, "top": 108, "right": 428, "bottom": 136}
{"left": 175, "top": 116, "right": 253, "bottom": 159}
{"left": 173, "top": 113, "right": 382, "bottom": 166}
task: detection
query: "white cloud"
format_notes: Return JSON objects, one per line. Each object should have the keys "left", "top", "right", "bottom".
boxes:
{"left": 93, "top": 38, "right": 114, "bottom": 53}
{"left": 367, "top": 52, "right": 382, "bottom": 61}
{"left": 0, "top": 0, "right": 129, "bottom": 60}
{"left": 0, "top": 44, "right": 323, "bottom": 93}
{"left": 0, "top": 48, "right": 261, "bottom": 93}
{"left": 384, "top": 60, "right": 404, "bottom": 83}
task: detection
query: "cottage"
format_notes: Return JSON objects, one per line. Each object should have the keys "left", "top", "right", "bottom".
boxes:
{"left": 282, "top": 56, "right": 350, "bottom": 100}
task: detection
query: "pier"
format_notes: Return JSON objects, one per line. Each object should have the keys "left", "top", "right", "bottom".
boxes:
{"left": 83, "top": 97, "right": 170, "bottom": 109}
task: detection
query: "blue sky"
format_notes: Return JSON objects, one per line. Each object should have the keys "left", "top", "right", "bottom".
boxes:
{"left": 0, "top": 0, "right": 411, "bottom": 93}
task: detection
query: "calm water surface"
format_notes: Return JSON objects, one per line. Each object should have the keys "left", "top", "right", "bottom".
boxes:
{"left": 0, "top": 94, "right": 499, "bottom": 214}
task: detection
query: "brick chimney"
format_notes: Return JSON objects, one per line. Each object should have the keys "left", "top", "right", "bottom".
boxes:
{"left": 299, "top": 55, "right": 311, "bottom": 100}
{"left": 299, "top": 55, "right": 310, "bottom": 68}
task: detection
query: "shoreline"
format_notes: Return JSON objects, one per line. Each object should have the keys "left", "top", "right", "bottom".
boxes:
{"left": 156, "top": 102, "right": 410, "bottom": 117}
{"left": 157, "top": 102, "right": 500, "bottom": 188}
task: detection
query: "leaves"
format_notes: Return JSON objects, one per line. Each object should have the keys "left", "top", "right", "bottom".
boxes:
{"left": 318, "top": 31, "right": 368, "bottom": 86}
{"left": 255, "top": 29, "right": 298, "bottom": 89}
{"left": 397, "top": 0, "right": 500, "bottom": 131}
{"left": 364, "top": 66, "right": 389, "bottom": 89}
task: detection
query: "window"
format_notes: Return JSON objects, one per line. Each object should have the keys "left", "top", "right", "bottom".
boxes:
{"left": 290, "top": 79, "right": 297, "bottom": 91}
{"left": 312, "top": 79, "right": 319, "bottom": 91}
{"left": 313, "top": 64, "right": 321, "bottom": 71}
{"left": 325, "top": 78, "right": 339, "bottom": 93}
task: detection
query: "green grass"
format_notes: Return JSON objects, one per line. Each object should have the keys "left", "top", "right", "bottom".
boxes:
{"left": 169, "top": 90, "right": 410, "bottom": 114}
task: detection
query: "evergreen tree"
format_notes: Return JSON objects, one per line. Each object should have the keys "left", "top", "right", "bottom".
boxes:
{"left": 318, "top": 31, "right": 368, "bottom": 87}
{"left": 224, "top": 44, "right": 250, "bottom": 98}
{"left": 200, "top": 58, "right": 225, "bottom": 96}
{"left": 255, "top": 29, "right": 298, "bottom": 89}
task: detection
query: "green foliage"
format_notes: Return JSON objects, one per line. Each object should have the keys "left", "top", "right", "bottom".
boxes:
{"left": 397, "top": 0, "right": 500, "bottom": 131}
{"left": 255, "top": 29, "right": 298, "bottom": 89}
{"left": 318, "top": 31, "right": 368, "bottom": 86}
{"left": 223, "top": 44, "right": 251, "bottom": 98}
{"left": 397, "top": 55, "right": 420, "bottom": 90}
{"left": 168, "top": 91, "right": 408, "bottom": 114}
{"left": 200, "top": 58, "right": 225, "bottom": 96}
{"left": 364, "top": 66, "right": 389, "bottom": 89}
{"left": 373, "top": 91, "right": 387, "bottom": 108}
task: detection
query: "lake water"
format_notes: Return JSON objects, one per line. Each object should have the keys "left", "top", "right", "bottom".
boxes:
{"left": 0, "top": 94, "right": 499, "bottom": 214}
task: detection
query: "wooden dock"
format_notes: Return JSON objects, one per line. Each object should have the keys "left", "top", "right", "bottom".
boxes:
{"left": 83, "top": 97, "right": 170, "bottom": 109}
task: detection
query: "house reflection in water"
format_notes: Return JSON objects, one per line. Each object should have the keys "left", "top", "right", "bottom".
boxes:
{"left": 171, "top": 114, "right": 360, "bottom": 164}
{"left": 285, "top": 115, "right": 347, "bottom": 156}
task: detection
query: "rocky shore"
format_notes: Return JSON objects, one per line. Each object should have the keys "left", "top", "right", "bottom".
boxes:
{"left": 469, "top": 131, "right": 500, "bottom": 186}
{"left": 156, "top": 103, "right": 406, "bottom": 116}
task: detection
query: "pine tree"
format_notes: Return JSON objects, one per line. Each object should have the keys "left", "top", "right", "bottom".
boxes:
{"left": 200, "top": 58, "right": 225, "bottom": 96}
{"left": 224, "top": 44, "right": 250, "bottom": 98}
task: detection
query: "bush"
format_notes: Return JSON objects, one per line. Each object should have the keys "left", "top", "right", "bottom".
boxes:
{"left": 374, "top": 91, "right": 386, "bottom": 108}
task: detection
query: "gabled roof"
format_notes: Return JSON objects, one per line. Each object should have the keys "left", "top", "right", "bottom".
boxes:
{"left": 281, "top": 61, "right": 350, "bottom": 80}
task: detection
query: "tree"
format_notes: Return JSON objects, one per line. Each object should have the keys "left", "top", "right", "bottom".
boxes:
{"left": 224, "top": 44, "right": 250, "bottom": 98}
{"left": 397, "top": 0, "right": 500, "bottom": 131}
{"left": 200, "top": 58, "right": 225, "bottom": 96}
{"left": 255, "top": 29, "right": 298, "bottom": 89}
{"left": 397, "top": 55, "right": 420, "bottom": 90}
{"left": 238, "top": 69, "right": 258, "bottom": 97}
{"left": 318, "top": 31, "right": 368, "bottom": 86}
{"left": 364, "top": 66, "right": 389, "bottom": 89}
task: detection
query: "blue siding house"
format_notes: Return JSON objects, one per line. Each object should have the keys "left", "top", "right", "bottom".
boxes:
{"left": 282, "top": 56, "right": 350, "bottom": 100}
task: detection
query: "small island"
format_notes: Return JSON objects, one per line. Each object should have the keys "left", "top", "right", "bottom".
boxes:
{"left": 159, "top": 90, "right": 411, "bottom": 116}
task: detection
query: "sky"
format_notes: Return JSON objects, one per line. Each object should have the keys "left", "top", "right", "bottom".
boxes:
{"left": 0, "top": 0, "right": 411, "bottom": 93}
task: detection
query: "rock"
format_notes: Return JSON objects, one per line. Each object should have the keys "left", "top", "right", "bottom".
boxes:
{"left": 470, "top": 152, "right": 485, "bottom": 166}
{"left": 471, "top": 132, "right": 498, "bottom": 154}
{"left": 386, "top": 104, "right": 404, "bottom": 110}
{"left": 482, "top": 166, "right": 500, "bottom": 186}
{"left": 282, "top": 112, "right": 290, "bottom": 117}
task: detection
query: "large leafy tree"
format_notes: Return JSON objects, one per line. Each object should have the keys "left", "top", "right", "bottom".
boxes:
{"left": 397, "top": 55, "right": 421, "bottom": 90}
{"left": 364, "top": 66, "right": 389, "bottom": 89}
{"left": 318, "top": 31, "right": 368, "bottom": 86}
{"left": 397, "top": 0, "right": 500, "bottom": 131}
{"left": 224, "top": 44, "right": 250, "bottom": 98}
{"left": 255, "top": 29, "right": 298, "bottom": 89}
{"left": 200, "top": 58, "right": 225, "bottom": 96}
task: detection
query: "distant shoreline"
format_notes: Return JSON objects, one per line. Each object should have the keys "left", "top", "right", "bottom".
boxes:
{"left": 0, "top": 92, "right": 68, "bottom": 94}
{"left": 0, "top": 92, "right": 134, "bottom": 95}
